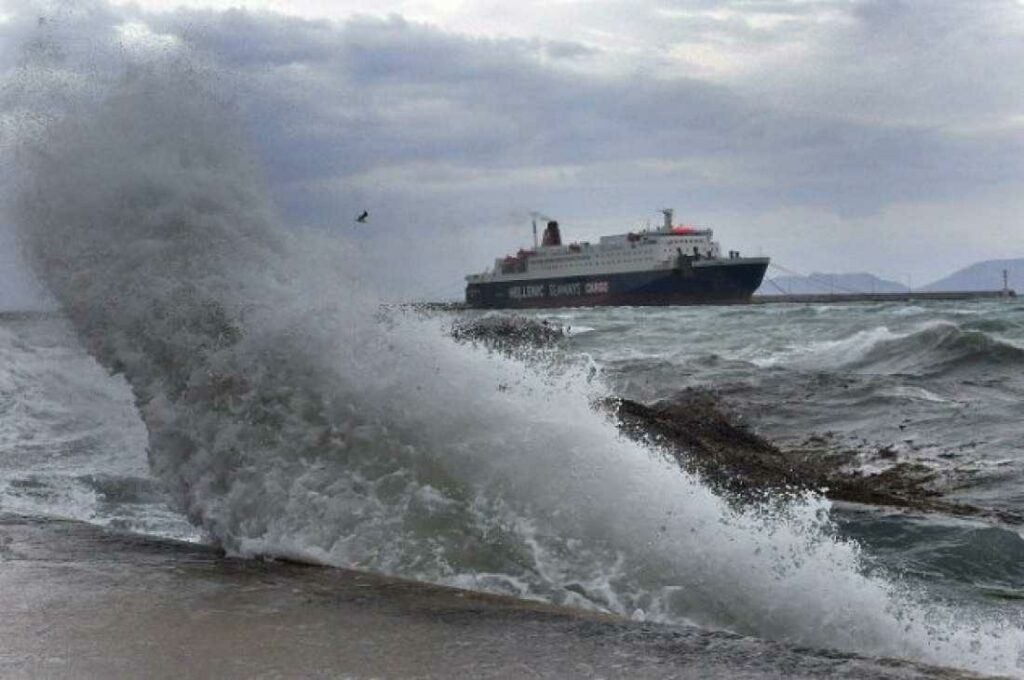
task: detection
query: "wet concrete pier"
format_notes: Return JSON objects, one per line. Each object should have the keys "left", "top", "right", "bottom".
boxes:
{"left": 0, "top": 515, "right": 986, "bottom": 679}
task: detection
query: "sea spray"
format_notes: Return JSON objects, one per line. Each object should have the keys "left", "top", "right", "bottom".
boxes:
{"left": 6, "top": 32, "right": 1024, "bottom": 675}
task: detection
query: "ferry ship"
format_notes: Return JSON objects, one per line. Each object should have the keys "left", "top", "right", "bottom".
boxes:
{"left": 465, "top": 209, "right": 769, "bottom": 308}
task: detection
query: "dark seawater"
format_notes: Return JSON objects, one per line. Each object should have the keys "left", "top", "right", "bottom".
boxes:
{"left": 534, "top": 301, "right": 1024, "bottom": 607}
{"left": 560, "top": 300, "right": 1024, "bottom": 490}
{"left": 558, "top": 301, "right": 1024, "bottom": 511}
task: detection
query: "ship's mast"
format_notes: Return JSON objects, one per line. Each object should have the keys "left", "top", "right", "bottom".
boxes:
{"left": 532, "top": 219, "right": 538, "bottom": 248}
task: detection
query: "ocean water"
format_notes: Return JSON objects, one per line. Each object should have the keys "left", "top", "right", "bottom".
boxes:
{"left": 3, "top": 43, "right": 1024, "bottom": 677}
{"left": 532, "top": 302, "right": 1024, "bottom": 594}
{"left": 4, "top": 300, "right": 1024, "bottom": 676}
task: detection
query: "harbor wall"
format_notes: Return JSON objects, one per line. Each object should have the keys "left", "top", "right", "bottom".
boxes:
{"left": 750, "top": 290, "right": 1015, "bottom": 304}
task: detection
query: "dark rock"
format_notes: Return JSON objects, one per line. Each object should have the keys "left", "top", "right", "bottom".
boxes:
{"left": 449, "top": 316, "right": 564, "bottom": 353}
{"left": 607, "top": 389, "right": 1024, "bottom": 524}
{"left": 609, "top": 390, "right": 822, "bottom": 498}
{"left": 876, "top": 446, "right": 899, "bottom": 460}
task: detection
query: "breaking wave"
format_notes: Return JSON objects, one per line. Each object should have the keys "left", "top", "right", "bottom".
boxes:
{"left": 855, "top": 322, "right": 1024, "bottom": 375}
{"left": 6, "top": 40, "right": 1024, "bottom": 675}
{"left": 762, "top": 322, "right": 1024, "bottom": 376}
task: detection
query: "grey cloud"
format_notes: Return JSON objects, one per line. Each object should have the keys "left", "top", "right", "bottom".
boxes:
{"left": 166, "top": 9, "right": 339, "bottom": 67}
{"left": 540, "top": 41, "right": 601, "bottom": 60}
{"left": 749, "top": 0, "right": 1024, "bottom": 125}
{"left": 142, "top": 9, "right": 1023, "bottom": 218}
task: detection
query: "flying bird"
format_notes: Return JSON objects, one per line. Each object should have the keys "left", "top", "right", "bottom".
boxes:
{"left": 356, "top": 211, "right": 369, "bottom": 224}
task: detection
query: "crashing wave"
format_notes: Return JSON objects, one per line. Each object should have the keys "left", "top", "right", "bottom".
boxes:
{"left": 5, "top": 34, "right": 1024, "bottom": 676}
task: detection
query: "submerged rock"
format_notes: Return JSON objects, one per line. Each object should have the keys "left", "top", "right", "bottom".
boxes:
{"left": 449, "top": 316, "right": 564, "bottom": 353}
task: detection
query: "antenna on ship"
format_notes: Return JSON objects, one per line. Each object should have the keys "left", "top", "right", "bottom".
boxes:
{"left": 659, "top": 208, "right": 673, "bottom": 232}
{"left": 532, "top": 219, "right": 538, "bottom": 248}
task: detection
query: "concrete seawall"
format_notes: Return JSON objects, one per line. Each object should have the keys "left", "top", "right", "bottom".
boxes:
{"left": 0, "top": 515, "right": 985, "bottom": 679}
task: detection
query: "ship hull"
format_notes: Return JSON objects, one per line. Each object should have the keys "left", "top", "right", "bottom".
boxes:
{"left": 466, "top": 260, "right": 768, "bottom": 309}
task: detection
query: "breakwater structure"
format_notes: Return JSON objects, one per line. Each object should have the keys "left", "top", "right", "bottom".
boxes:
{"left": 753, "top": 263, "right": 1017, "bottom": 304}
{"left": 751, "top": 289, "right": 1015, "bottom": 304}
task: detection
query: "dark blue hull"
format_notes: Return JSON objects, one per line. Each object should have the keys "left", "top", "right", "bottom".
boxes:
{"left": 466, "top": 260, "right": 769, "bottom": 309}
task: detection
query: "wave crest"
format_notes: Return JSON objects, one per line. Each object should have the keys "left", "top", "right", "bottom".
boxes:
{"left": 764, "top": 321, "right": 1024, "bottom": 376}
{"left": 857, "top": 322, "right": 1024, "bottom": 375}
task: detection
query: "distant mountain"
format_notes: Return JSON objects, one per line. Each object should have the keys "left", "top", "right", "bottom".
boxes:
{"left": 757, "top": 272, "right": 907, "bottom": 296}
{"left": 923, "top": 258, "right": 1024, "bottom": 292}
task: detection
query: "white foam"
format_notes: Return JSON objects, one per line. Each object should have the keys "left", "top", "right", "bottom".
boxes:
{"left": 751, "top": 325, "right": 900, "bottom": 368}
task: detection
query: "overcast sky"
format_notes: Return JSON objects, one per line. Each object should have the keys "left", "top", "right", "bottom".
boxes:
{"left": 2, "top": 0, "right": 1024, "bottom": 303}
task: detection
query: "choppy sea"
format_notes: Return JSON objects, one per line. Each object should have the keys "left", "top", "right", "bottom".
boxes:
{"left": 3, "top": 299, "right": 1024, "bottom": 675}
{"left": 541, "top": 301, "right": 1024, "bottom": 601}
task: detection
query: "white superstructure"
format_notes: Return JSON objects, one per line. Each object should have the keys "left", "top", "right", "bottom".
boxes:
{"left": 467, "top": 209, "right": 736, "bottom": 283}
